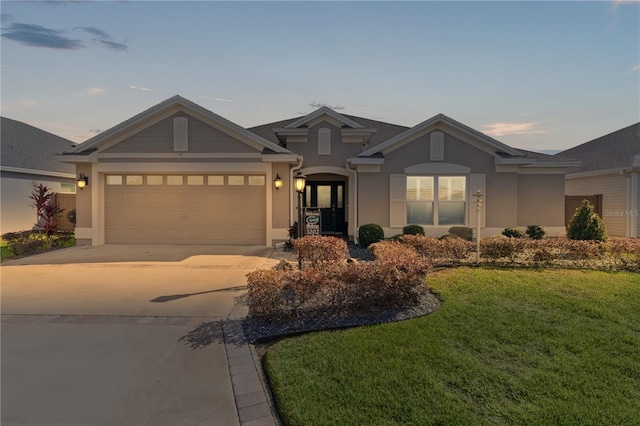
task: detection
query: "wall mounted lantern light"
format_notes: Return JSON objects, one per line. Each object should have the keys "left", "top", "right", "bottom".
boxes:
{"left": 274, "top": 174, "right": 282, "bottom": 191}
{"left": 77, "top": 173, "right": 89, "bottom": 190}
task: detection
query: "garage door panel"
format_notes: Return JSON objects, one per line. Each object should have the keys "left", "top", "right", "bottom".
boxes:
{"left": 105, "top": 174, "right": 266, "bottom": 244}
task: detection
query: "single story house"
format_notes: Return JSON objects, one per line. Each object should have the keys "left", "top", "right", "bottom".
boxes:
{"left": 60, "top": 95, "right": 579, "bottom": 246}
{"left": 1, "top": 117, "right": 77, "bottom": 234}
{"left": 559, "top": 122, "right": 640, "bottom": 238}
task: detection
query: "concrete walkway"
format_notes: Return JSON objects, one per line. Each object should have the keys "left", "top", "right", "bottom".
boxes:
{"left": 1, "top": 245, "right": 294, "bottom": 426}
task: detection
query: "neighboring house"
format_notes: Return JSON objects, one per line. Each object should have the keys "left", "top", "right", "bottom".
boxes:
{"left": 1, "top": 117, "right": 77, "bottom": 234}
{"left": 559, "top": 123, "right": 640, "bottom": 238}
{"left": 59, "top": 95, "right": 579, "bottom": 246}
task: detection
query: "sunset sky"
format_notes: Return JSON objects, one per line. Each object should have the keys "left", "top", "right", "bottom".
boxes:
{"left": 1, "top": 0, "right": 638, "bottom": 152}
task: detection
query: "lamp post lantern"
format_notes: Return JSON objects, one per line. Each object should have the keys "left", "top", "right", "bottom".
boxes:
{"left": 294, "top": 170, "right": 306, "bottom": 240}
{"left": 475, "top": 190, "right": 483, "bottom": 263}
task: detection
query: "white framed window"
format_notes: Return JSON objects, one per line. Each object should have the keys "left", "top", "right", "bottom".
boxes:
{"left": 106, "top": 175, "right": 123, "bottom": 185}
{"left": 248, "top": 176, "right": 265, "bottom": 186}
{"left": 167, "top": 175, "right": 183, "bottom": 186}
{"left": 147, "top": 176, "right": 163, "bottom": 185}
{"left": 228, "top": 176, "right": 244, "bottom": 186}
{"left": 208, "top": 176, "right": 224, "bottom": 186}
{"left": 60, "top": 183, "right": 76, "bottom": 193}
{"left": 405, "top": 176, "right": 466, "bottom": 226}
{"left": 126, "top": 175, "right": 143, "bottom": 185}
{"left": 187, "top": 175, "right": 204, "bottom": 186}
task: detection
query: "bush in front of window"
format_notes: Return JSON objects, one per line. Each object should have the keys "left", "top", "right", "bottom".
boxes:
{"left": 403, "top": 224, "right": 425, "bottom": 236}
{"left": 448, "top": 226, "right": 473, "bottom": 241}
{"left": 358, "top": 224, "right": 385, "bottom": 248}
{"left": 502, "top": 228, "right": 524, "bottom": 238}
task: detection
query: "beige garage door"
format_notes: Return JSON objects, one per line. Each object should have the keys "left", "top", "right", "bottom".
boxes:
{"left": 105, "top": 174, "right": 266, "bottom": 244}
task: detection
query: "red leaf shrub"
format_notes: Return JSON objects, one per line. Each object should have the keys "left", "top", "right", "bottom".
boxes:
{"left": 246, "top": 255, "right": 431, "bottom": 321}
{"left": 293, "top": 235, "right": 348, "bottom": 269}
{"left": 369, "top": 240, "right": 418, "bottom": 263}
{"left": 480, "top": 236, "right": 524, "bottom": 262}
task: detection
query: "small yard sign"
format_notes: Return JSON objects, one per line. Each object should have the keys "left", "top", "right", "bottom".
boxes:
{"left": 304, "top": 209, "right": 321, "bottom": 236}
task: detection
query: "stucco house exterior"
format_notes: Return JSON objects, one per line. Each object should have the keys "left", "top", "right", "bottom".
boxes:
{"left": 559, "top": 122, "right": 640, "bottom": 238}
{"left": 1, "top": 117, "right": 77, "bottom": 234}
{"left": 60, "top": 95, "right": 578, "bottom": 246}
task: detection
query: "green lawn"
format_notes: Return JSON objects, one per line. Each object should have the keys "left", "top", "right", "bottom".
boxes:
{"left": 264, "top": 268, "right": 640, "bottom": 425}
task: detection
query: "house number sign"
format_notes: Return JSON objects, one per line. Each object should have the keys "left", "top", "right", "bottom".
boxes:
{"left": 304, "top": 209, "right": 321, "bottom": 236}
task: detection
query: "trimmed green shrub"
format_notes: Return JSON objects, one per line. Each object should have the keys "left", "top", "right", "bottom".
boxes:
{"left": 502, "top": 228, "right": 524, "bottom": 238}
{"left": 448, "top": 226, "right": 473, "bottom": 241}
{"left": 567, "top": 200, "right": 608, "bottom": 241}
{"left": 358, "top": 223, "right": 384, "bottom": 248}
{"left": 526, "top": 225, "right": 546, "bottom": 240}
{"left": 402, "top": 224, "right": 425, "bottom": 236}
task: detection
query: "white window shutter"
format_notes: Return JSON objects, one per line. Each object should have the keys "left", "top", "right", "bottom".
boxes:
{"left": 469, "top": 174, "right": 485, "bottom": 228}
{"left": 173, "top": 117, "right": 188, "bottom": 152}
{"left": 390, "top": 174, "right": 406, "bottom": 228}
{"left": 318, "top": 128, "right": 331, "bottom": 155}
{"left": 430, "top": 131, "right": 444, "bottom": 161}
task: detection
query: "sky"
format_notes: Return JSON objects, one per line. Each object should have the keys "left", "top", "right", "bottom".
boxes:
{"left": 1, "top": 0, "right": 639, "bottom": 152}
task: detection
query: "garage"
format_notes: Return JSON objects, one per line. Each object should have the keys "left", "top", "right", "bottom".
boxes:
{"left": 105, "top": 174, "right": 266, "bottom": 244}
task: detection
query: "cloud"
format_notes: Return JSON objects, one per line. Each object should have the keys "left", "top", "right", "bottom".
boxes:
{"left": 1, "top": 13, "right": 12, "bottom": 24}
{"left": 481, "top": 121, "right": 551, "bottom": 137}
{"left": 99, "top": 40, "right": 127, "bottom": 51}
{"left": 1, "top": 99, "right": 39, "bottom": 113}
{"left": 199, "top": 96, "right": 233, "bottom": 103}
{"left": 128, "top": 85, "right": 153, "bottom": 91}
{"left": 76, "top": 26, "right": 128, "bottom": 52}
{"left": 1, "top": 23, "right": 84, "bottom": 49}
{"left": 72, "top": 87, "right": 106, "bottom": 97}
{"left": 310, "top": 101, "right": 345, "bottom": 110}
{"left": 610, "top": 0, "right": 640, "bottom": 12}
{"left": 624, "top": 64, "right": 640, "bottom": 75}
{"left": 1, "top": 22, "right": 127, "bottom": 51}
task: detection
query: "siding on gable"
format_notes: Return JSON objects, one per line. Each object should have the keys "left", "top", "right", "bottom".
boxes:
{"left": 565, "top": 173, "right": 627, "bottom": 237}
{"left": 103, "top": 114, "right": 257, "bottom": 154}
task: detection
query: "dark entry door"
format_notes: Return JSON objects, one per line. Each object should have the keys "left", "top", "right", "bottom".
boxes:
{"left": 305, "top": 182, "right": 345, "bottom": 235}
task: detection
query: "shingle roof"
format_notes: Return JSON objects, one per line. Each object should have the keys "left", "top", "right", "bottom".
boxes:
{"left": 1, "top": 117, "right": 76, "bottom": 174}
{"left": 247, "top": 114, "right": 409, "bottom": 148}
{"left": 558, "top": 122, "right": 640, "bottom": 174}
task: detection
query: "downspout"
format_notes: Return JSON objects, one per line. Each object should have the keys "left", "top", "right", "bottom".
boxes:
{"left": 290, "top": 156, "right": 304, "bottom": 227}
{"left": 346, "top": 160, "right": 358, "bottom": 244}
{"left": 629, "top": 170, "right": 639, "bottom": 238}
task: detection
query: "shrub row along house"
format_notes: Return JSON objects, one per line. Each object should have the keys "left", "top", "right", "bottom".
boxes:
{"left": 59, "top": 95, "right": 580, "bottom": 246}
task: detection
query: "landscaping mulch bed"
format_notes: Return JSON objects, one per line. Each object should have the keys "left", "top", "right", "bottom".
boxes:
{"left": 242, "top": 241, "right": 439, "bottom": 343}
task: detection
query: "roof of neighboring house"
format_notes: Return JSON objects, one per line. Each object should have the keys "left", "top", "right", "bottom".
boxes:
{"left": 558, "top": 122, "right": 640, "bottom": 174}
{"left": 1, "top": 117, "right": 76, "bottom": 174}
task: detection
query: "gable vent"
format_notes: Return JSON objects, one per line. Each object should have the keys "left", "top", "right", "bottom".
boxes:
{"left": 318, "top": 128, "right": 331, "bottom": 155}
{"left": 173, "top": 117, "right": 188, "bottom": 152}
{"left": 430, "top": 131, "right": 444, "bottom": 161}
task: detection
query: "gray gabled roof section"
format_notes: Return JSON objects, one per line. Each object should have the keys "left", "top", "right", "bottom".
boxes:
{"left": 248, "top": 113, "right": 409, "bottom": 147}
{"left": 67, "top": 95, "right": 292, "bottom": 155}
{"left": 1, "top": 116, "right": 76, "bottom": 174}
{"left": 558, "top": 122, "right": 640, "bottom": 174}
{"left": 358, "top": 113, "right": 523, "bottom": 158}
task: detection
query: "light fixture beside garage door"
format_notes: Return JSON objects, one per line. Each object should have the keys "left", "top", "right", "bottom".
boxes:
{"left": 274, "top": 174, "right": 282, "bottom": 190}
{"left": 77, "top": 173, "right": 89, "bottom": 190}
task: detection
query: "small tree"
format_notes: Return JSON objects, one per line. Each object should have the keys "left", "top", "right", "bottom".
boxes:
{"left": 567, "top": 200, "right": 607, "bottom": 242}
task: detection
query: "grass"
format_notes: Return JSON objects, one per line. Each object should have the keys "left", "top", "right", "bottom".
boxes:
{"left": 264, "top": 268, "right": 640, "bottom": 425}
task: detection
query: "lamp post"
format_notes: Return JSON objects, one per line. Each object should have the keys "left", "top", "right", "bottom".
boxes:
{"left": 475, "top": 190, "right": 483, "bottom": 264}
{"left": 294, "top": 170, "right": 306, "bottom": 240}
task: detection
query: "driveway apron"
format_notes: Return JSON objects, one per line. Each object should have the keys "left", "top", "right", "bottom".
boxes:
{"left": 1, "top": 245, "right": 277, "bottom": 426}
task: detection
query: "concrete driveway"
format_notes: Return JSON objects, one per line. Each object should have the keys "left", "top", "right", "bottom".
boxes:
{"left": 1, "top": 245, "right": 279, "bottom": 426}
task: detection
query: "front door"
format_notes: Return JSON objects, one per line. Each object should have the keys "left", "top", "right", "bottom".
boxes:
{"left": 304, "top": 182, "right": 345, "bottom": 235}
